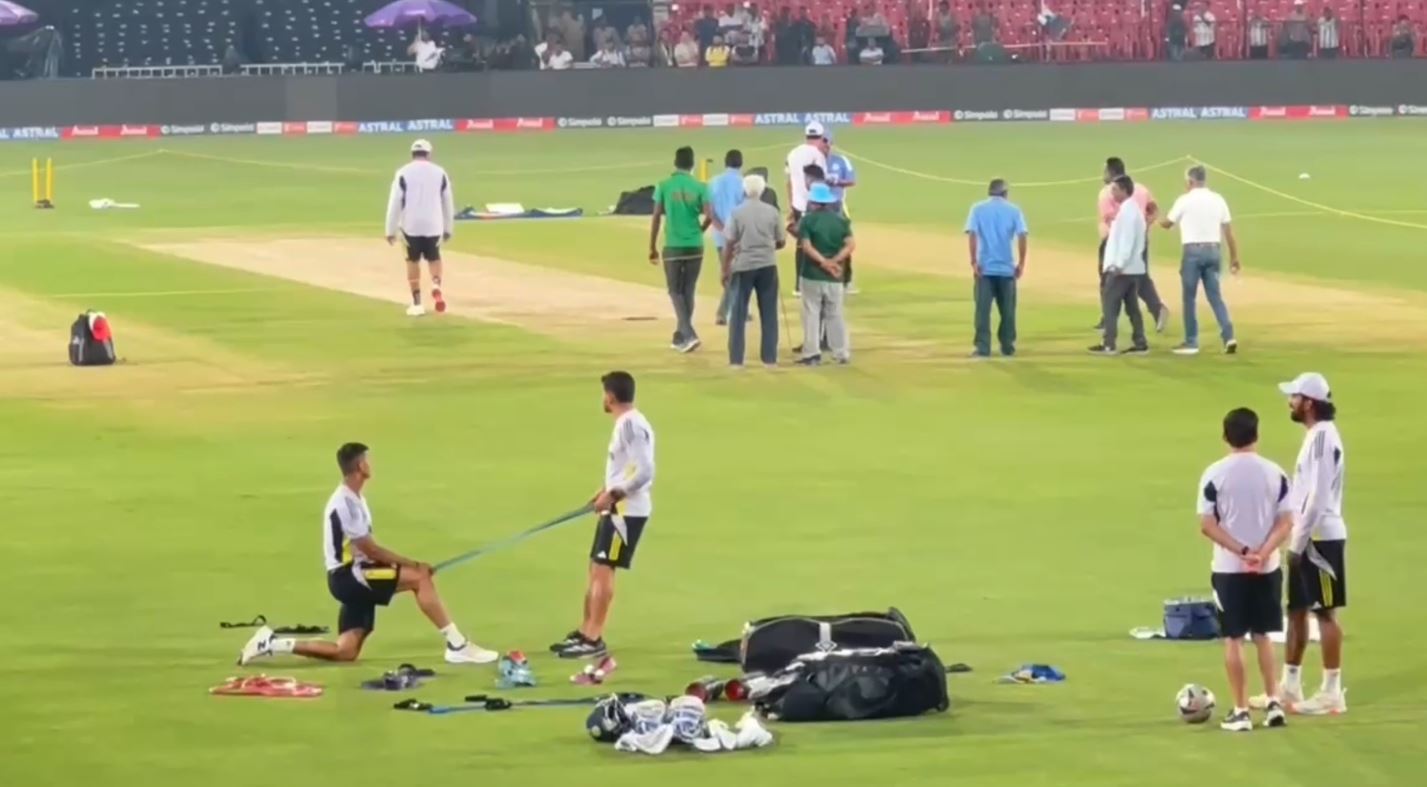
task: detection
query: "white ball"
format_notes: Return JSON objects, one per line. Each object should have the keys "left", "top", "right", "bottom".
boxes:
{"left": 1177, "top": 683, "right": 1216, "bottom": 724}
{"left": 1299, "top": 172, "right": 1311, "bottom": 180}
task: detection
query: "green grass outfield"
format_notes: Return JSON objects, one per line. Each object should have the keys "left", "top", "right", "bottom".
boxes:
{"left": 3, "top": 122, "right": 1426, "bottom": 785}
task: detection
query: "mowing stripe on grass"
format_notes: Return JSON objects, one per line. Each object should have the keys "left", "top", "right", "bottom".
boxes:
{"left": 1193, "top": 154, "right": 1427, "bottom": 231}
{"left": 839, "top": 150, "right": 1193, "bottom": 187}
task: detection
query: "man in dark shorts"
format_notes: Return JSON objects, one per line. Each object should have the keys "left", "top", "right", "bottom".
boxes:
{"left": 1196, "top": 407, "right": 1293, "bottom": 732}
{"left": 551, "top": 372, "right": 657, "bottom": 659}
{"left": 649, "top": 147, "right": 719, "bottom": 353}
{"left": 385, "top": 139, "right": 455, "bottom": 317}
{"left": 237, "top": 442, "right": 496, "bottom": 666}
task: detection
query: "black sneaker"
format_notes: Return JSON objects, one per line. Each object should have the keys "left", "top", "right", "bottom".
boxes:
{"left": 1121, "top": 345, "right": 1150, "bottom": 356}
{"left": 795, "top": 355, "right": 823, "bottom": 366}
{"left": 1087, "top": 344, "right": 1117, "bottom": 356}
{"left": 549, "top": 630, "right": 581, "bottom": 652}
{"left": 556, "top": 636, "right": 608, "bottom": 660}
{"left": 1263, "top": 700, "right": 1287, "bottom": 729}
{"left": 1220, "top": 708, "right": 1253, "bottom": 732}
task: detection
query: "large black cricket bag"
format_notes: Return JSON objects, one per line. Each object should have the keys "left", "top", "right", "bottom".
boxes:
{"left": 613, "top": 185, "right": 655, "bottom": 215}
{"left": 69, "top": 311, "right": 117, "bottom": 366}
{"left": 756, "top": 644, "right": 950, "bottom": 722}
{"left": 741, "top": 608, "right": 916, "bottom": 674}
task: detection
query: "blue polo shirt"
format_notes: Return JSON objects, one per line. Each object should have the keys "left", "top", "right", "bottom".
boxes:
{"left": 826, "top": 153, "right": 856, "bottom": 205}
{"left": 708, "top": 168, "right": 745, "bottom": 249}
{"left": 964, "top": 196, "right": 1028, "bottom": 277}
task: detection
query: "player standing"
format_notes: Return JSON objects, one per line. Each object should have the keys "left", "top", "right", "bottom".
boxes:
{"left": 385, "top": 139, "right": 455, "bottom": 317}
{"left": 1196, "top": 407, "right": 1293, "bottom": 732}
{"left": 1277, "top": 372, "right": 1349, "bottom": 715}
{"left": 785, "top": 122, "right": 829, "bottom": 296}
{"left": 550, "top": 371, "right": 656, "bottom": 659}
{"left": 237, "top": 442, "right": 496, "bottom": 666}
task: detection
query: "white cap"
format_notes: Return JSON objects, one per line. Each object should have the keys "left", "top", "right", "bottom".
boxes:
{"left": 411, "top": 138, "right": 432, "bottom": 154}
{"left": 1278, "top": 372, "right": 1331, "bottom": 402}
{"left": 804, "top": 121, "right": 825, "bottom": 138}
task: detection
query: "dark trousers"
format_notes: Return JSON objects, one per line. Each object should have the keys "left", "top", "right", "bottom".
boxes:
{"left": 1319, "top": 46, "right": 1339, "bottom": 59}
{"left": 973, "top": 275, "right": 1017, "bottom": 356}
{"left": 662, "top": 248, "right": 703, "bottom": 344}
{"left": 1098, "top": 238, "right": 1164, "bottom": 319}
{"left": 1250, "top": 45, "right": 1269, "bottom": 59}
{"left": 727, "top": 266, "right": 780, "bottom": 365}
{"left": 1101, "top": 273, "right": 1148, "bottom": 350}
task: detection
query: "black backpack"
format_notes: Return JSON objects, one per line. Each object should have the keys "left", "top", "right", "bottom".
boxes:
{"left": 756, "top": 645, "right": 950, "bottom": 722}
{"left": 740, "top": 608, "right": 916, "bottom": 674}
{"left": 69, "top": 312, "right": 116, "bottom": 366}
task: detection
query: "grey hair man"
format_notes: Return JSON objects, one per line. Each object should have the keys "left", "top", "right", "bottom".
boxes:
{"left": 964, "top": 177, "right": 1028, "bottom": 358}
{"left": 1161, "top": 165, "right": 1240, "bottom": 355}
{"left": 1089, "top": 175, "right": 1149, "bottom": 355}
{"left": 720, "top": 174, "right": 787, "bottom": 367}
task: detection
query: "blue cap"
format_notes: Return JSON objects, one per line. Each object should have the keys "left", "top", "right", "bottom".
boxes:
{"left": 822, "top": 131, "right": 834, "bottom": 144}
{"left": 808, "top": 182, "right": 837, "bottom": 204}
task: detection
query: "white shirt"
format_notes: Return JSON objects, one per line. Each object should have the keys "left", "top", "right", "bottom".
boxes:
{"left": 385, "top": 159, "right": 455, "bottom": 238}
{"left": 719, "top": 12, "right": 747, "bottom": 30}
{"left": 785, "top": 142, "right": 828, "bottom": 212}
{"left": 1289, "top": 421, "right": 1348, "bottom": 551}
{"left": 1197, "top": 452, "right": 1293, "bottom": 573}
{"left": 1166, "top": 186, "right": 1232, "bottom": 245}
{"left": 547, "top": 49, "right": 574, "bottom": 69}
{"left": 591, "top": 48, "right": 626, "bottom": 67}
{"left": 1193, "top": 12, "right": 1216, "bottom": 46}
{"left": 1318, "top": 17, "right": 1340, "bottom": 48}
{"left": 412, "top": 39, "right": 442, "bottom": 71}
{"left": 605, "top": 409, "right": 656, "bottom": 517}
{"left": 323, "top": 484, "right": 374, "bottom": 573}
{"left": 859, "top": 46, "right": 885, "bottom": 64}
{"left": 1102, "top": 198, "right": 1147, "bottom": 275}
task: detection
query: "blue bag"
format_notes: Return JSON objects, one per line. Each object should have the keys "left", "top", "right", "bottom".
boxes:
{"left": 1163, "top": 599, "right": 1220, "bottom": 640}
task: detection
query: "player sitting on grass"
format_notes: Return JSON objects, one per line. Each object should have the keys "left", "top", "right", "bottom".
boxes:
{"left": 238, "top": 442, "right": 497, "bottom": 666}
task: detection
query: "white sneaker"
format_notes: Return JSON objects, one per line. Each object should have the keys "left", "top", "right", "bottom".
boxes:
{"left": 444, "top": 641, "right": 499, "bottom": 665}
{"left": 1251, "top": 684, "right": 1303, "bottom": 710}
{"left": 680, "top": 337, "right": 702, "bottom": 353}
{"left": 238, "top": 625, "right": 275, "bottom": 666}
{"left": 1172, "top": 343, "right": 1200, "bottom": 356}
{"left": 1294, "top": 690, "right": 1347, "bottom": 716}
{"left": 406, "top": 304, "right": 426, "bottom": 317}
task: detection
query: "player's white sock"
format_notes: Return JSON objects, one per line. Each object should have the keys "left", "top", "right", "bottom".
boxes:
{"left": 271, "top": 638, "right": 296, "bottom": 654}
{"left": 1322, "top": 669, "right": 1342, "bottom": 694}
{"left": 1282, "top": 664, "right": 1302, "bottom": 692}
{"left": 440, "top": 623, "right": 467, "bottom": 649}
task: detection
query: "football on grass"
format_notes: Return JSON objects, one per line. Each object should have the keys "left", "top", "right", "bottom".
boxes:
{"left": 1176, "top": 684, "right": 1216, "bottom": 724}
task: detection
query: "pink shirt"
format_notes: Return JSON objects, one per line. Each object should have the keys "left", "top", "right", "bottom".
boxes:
{"left": 1098, "top": 183, "right": 1156, "bottom": 239}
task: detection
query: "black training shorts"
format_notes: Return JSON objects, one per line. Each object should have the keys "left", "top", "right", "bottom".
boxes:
{"left": 403, "top": 234, "right": 442, "bottom": 263}
{"left": 327, "top": 563, "right": 400, "bottom": 634}
{"left": 1288, "top": 540, "right": 1348, "bottom": 612}
{"left": 589, "top": 513, "right": 648, "bottom": 570}
{"left": 1212, "top": 569, "right": 1284, "bottom": 639}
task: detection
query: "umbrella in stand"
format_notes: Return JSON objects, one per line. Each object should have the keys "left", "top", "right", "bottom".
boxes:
{"left": 364, "top": 0, "right": 476, "bottom": 28}
{"left": 0, "top": 1, "right": 39, "bottom": 26}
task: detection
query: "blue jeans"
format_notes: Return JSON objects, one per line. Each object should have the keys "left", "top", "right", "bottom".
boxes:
{"left": 727, "top": 266, "right": 781, "bottom": 365}
{"left": 1180, "top": 245, "right": 1234, "bottom": 346}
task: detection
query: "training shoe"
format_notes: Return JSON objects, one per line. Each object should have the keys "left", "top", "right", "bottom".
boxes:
{"left": 1224, "top": 339, "right": 1239, "bottom": 355}
{"left": 969, "top": 350, "right": 990, "bottom": 360}
{"left": 1092, "top": 319, "right": 1105, "bottom": 331}
{"left": 432, "top": 288, "right": 447, "bottom": 314}
{"left": 405, "top": 304, "right": 426, "bottom": 317}
{"left": 549, "top": 630, "right": 582, "bottom": 652}
{"left": 1294, "top": 690, "right": 1347, "bottom": 716}
{"left": 680, "top": 337, "right": 702, "bottom": 353}
{"left": 238, "top": 625, "right": 276, "bottom": 666}
{"left": 1172, "top": 343, "right": 1200, "bottom": 356}
{"left": 795, "top": 355, "right": 822, "bottom": 366}
{"left": 557, "top": 636, "right": 609, "bottom": 660}
{"left": 1121, "top": 345, "right": 1151, "bottom": 356}
{"left": 1155, "top": 306, "right": 1170, "bottom": 334}
{"left": 1263, "top": 699, "right": 1288, "bottom": 728}
{"left": 445, "top": 641, "right": 499, "bottom": 665}
{"left": 1220, "top": 709, "right": 1254, "bottom": 732}
{"left": 1251, "top": 683, "right": 1303, "bottom": 711}
{"left": 1087, "top": 344, "right": 1118, "bottom": 356}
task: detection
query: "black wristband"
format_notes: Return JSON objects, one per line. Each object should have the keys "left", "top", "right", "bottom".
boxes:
{"left": 1239, "top": 545, "right": 1251, "bottom": 556}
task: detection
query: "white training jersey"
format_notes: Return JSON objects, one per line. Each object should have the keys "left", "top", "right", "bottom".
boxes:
{"left": 1197, "top": 452, "right": 1293, "bottom": 573}
{"left": 1166, "top": 187, "right": 1232, "bottom": 245}
{"left": 785, "top": 143, "right": 828, "bottom": 213}
{"left": 605, "top": 409, "right": 656, "bottom": 517}
{"left": 384, "top": 159, "right": 455, "bottom": 238}
{"left": 1289, "top": 421, "right": 1348, "bottom": 551}
{"left": 323, "top": 484, "right": 374, "bottom": 572}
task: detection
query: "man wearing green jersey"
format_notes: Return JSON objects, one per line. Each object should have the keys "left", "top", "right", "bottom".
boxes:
{"left": 649, "top": 147, "right": 720, "bottom": 353}
{"left": 796, "top": 182, "right": 855, "bottom": 366}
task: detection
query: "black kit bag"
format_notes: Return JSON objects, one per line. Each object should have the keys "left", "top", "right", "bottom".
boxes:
{"left": 613, "top": 185, "right": 655, "bottom": 215}
{"left": 1163, "top": 599, "right": 1221, "bottom": 640}
{"left": 757, "top": 645, "right": 950, "bottom": 722}
{"left": 69, "top": 311, "right": 117, "bottom": 367}
{"left": 741, "top": 608, "right": 916, "bottom": 674}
